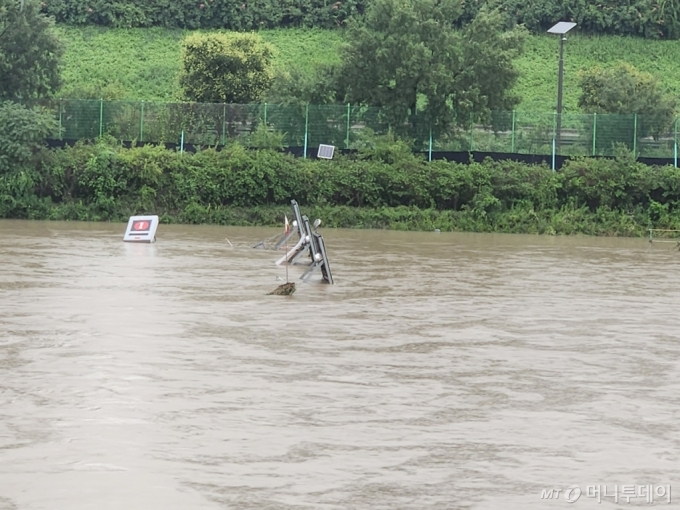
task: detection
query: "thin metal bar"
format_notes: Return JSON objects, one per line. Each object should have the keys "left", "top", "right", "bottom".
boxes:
{"left": 592, "top": 113, "right": 597, "bottom": 156}
{"left": 675, "top": 118, "right": 678, "bottom": 168}
{"left": 511, "top": 110, "right": 515, "bottom": 153}
{"left": 140, "top": 101, "right": 144, "bottom": 142}
{"left": 303, "top": 104, "right": 309, "bottom": 159}
{"left": 552, "top": 138, "right": 556, "bottom": 171}
{"left": 552, "top": 112, "right": 556, "bottom": 171}
{"left": 346, "top": 103, "right": 350, "bottom": 149}
{"left": 99, "top": 98, "right": 103, "bottom": 137}
{"left": 264, "top": 102, "right": 267, "bottom": 126}
{"left": 633, "top": 113, "right": 638, "bottom": 156}
{"left": 428, "top": 127, "right": 432, "bottom": 162}
{"left": 222, "top": 104, "right": 226, "bottom": 146}
{"left": 58, "top": 99, "right": 62, "bottom": 140}
{"left": 556, "top": 35, "right": 565, "bottom": 152}
{"left": 180, "top": 130, "right": 184, "bottom": 154}
{"left": 469, "top": 112, "right": 473, "bottom": 152}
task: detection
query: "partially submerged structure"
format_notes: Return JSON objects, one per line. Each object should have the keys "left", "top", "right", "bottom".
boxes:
{"left": 123, "top": 215, "right": 159, "bottom": 243}
{"left": 254, "top": 200, "right": 334, "bottom": 284}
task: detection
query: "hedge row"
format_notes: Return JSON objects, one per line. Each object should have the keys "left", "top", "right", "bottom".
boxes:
{"left": 3, "top": 137, "right": 680, "bottom": 235}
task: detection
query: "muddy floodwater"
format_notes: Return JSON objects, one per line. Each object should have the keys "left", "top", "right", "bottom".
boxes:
{"left": 1, "top": 220, "right": 680, "bottom": 510}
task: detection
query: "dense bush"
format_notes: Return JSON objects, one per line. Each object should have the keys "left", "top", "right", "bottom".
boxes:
{"left": 460, "top": 0, "right": 680, "bottom": 39}
{"left": 42, "top": 0, "right": 680, "bottom": 39}
{"left": 3, "top": 136, "right": 680, "bottom": 235}
{"left": 180, "top": 32, "right": 275, "bottom": 103}
{"left": 42, "top": 0, "right": 364, "bottom": 30}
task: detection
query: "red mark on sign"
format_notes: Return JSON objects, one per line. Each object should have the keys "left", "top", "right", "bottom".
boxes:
{"left": 133, "top": 221, "right": 149, "bottom": 231}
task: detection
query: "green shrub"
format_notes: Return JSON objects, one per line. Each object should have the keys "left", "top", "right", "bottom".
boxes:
{"left": 3, "top": 135, "right": 680, "bottom": 235}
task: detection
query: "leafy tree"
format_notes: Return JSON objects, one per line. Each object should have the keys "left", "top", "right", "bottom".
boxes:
{"left": 578, "top": 63, "right": 676, "bottom": 140}
{"left": 334, "top": 0, "right": 526, "bottom": 141}
{"left": 180, "top": 32, "right": 275, "bottom": 104}
{"left": 0, "top": 101, "right": 57, "bottom": 171}
{"left": 0, "top": 0, "right": 63, "bottom": 99}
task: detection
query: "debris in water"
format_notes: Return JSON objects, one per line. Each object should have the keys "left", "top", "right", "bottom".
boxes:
{"left": 268, "top": 282, "right": 296, "bottom": 296}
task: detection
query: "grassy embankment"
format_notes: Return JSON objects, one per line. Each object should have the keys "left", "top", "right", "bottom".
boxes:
{"left": 56, "top": 26, "right": 680, "bottom": 111}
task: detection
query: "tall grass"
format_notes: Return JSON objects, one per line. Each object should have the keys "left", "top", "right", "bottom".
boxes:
{"left": 55, "top": 26, "right": 680, "bottom": 111}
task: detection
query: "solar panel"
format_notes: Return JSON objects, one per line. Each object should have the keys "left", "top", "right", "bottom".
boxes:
{"left": 317, "top": 144, "right": 335, "bottom": 159}
{"left": 547, "top": 22, "right": 577, "bottom": 34}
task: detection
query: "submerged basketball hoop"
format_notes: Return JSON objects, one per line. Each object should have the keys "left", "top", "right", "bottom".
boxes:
{"left": 271, "top": 200, "right": 334, "bottom": 284}
{"left": 123, "top": 215, "right": 159, "bottom": 243}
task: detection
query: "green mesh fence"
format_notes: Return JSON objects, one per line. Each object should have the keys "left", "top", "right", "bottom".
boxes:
{"left": 21, "top": 99, "right": 680, "bottom": 162}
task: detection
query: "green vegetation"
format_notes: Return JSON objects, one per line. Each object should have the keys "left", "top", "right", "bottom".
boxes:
{"left": 179, "top": 32, "right": 275, "bottom": 103}
{"left": 1, "top": 135, "right": 679, "bottom": 235}
{"left": 0, "top": 0, "right": 63, "bottom": 100}
{"left": 40, "top": 0, "right": 680, "bottom": 39}
{"left": 0, "top": 101, "right": 57, "bottom": 168}
{"left": 2, "top": 0, "right": 680, "bottom": 235}
{"left": 54, "top": 26, "right": 680, "bottom": 112}
{"left": 56, "top": 27, "right": 343, "bottom": 101}
{"left": 330, "top": 0, "right": 526, "bottom": 136}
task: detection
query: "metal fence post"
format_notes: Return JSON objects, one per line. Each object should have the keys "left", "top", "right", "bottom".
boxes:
{"left": 428, "top": 127, "right": 433, "bottom": 162}
{"left": 99, "top": 98, "right": 103, "bottom": 137}
{"left": 221, "top": 104, "right": 226, "bottom": 146}
{"left": 552, "top": 112, "right": 556, "bottom": 171}
{"left": 140, "top": 101, "right": 144, "bottom": 142}
{"left": 592, "top": 113, "right": 597, "bottom": 156}
{"left": 345, "top": 103, "right": 351, "bottom": 149}
{"left": 675, "top": 118, "right": 678, "bottom": 169}
{"left": 58, "top": 99, "right": 63, "bottom": 140}
{"left": 303, "top": 104, "right": 309, "bottom": 159}
{"left": 511, "top": 110, "right": 515, "bottom": 153}
{"left": 633, "top": 113, "right": 638, "bottom": 156}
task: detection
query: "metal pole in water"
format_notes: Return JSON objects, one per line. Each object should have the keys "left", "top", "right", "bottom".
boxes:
{"left": 592, "top": 113, "right": 597, "bottom": 156}
{"left": 180, "top": 130, "right": 184, "bottom": 154}
{"left": 428, "top": 127, "right": 432, "bottom": 162}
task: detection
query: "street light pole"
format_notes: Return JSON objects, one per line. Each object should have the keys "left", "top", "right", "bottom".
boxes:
{"left": 556, "top": 35, "right": 565, "bottom": 151}
{"left": 548, "top": 22, "right": 576, "bottom": 156}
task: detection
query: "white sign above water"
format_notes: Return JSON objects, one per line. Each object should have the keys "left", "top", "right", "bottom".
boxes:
{"left": 123, "top": 215, "right": 159, "bottom": 243}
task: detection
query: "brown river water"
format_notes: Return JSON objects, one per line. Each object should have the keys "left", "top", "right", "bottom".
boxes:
{"left": 1, "top": 220, "right": 680, "bottom": 509}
